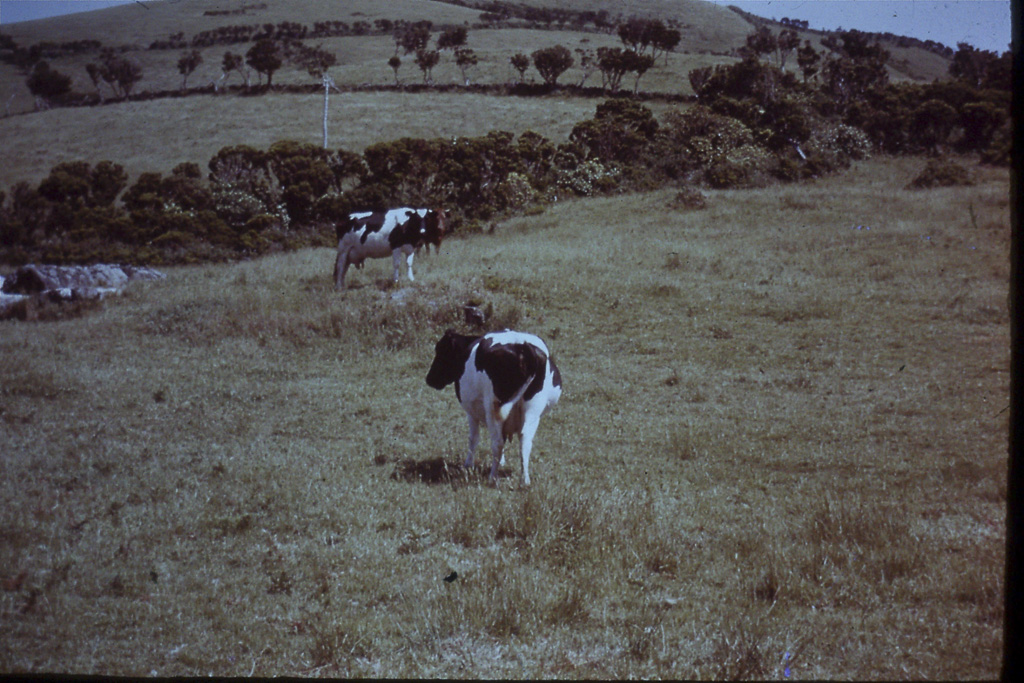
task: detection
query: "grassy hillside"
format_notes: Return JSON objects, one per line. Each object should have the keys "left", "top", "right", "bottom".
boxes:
{"left": 0, "top": 0, "right": 755, "bottom": 189}
{"left": 0, "top": 0, "right": 954, "bottom": 192}
{"left": 0, "top": 156, "right": 1008, "bottom": 677}
{"left": 0, "top": 0, "right": 484, "bottom": 47}
{"left": 0, "top": 90, "right": 620, "bottom": 189}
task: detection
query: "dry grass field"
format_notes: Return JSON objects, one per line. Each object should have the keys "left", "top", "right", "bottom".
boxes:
{"left": 0, "top": 155, "right": 1008, "bottom": 678}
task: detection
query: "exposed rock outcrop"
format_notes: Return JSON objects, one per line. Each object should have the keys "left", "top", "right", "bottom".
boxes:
{"left": 0, "top": 264, "right": 166, "bottom": 320}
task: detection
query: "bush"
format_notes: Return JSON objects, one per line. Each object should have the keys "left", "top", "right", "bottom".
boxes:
{"left": 495, "top": 172, "right": 538, "bottom": 211}
{"left": 667, "top": 187, "right": 707, "bottom": 210}
{"left": 26, "top": 60, "right": 72, "bottom": 107}
{"left": 979, "top": 120, "right": 1011, "bottom": 166}
{"left": 569, "top": 99, "right": 659, "bottom": 166}
{"left": 814, "top": 122, "right": 871, "bottom": 155}
{"left": 555, "top": 159, "right": 619, "bottom": 196}
{"left": 212, "top": 188, "right": 274, "bottom": 228}
{"left": 705, "top": 160, "right": 748, "bottom": 189}
{"left": 905, "top": 158, "right": 974, "bottom": 189}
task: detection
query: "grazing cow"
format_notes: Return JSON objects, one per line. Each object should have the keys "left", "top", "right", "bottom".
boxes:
{"left": 426, "top": 329, "right": 563, "bottom": 486}
{"left": 334, "top": 208, "right": 446, "bottom": 290}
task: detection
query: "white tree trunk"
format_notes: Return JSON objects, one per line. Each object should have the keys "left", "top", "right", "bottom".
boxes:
{"left": 322, "top": 74, "right": 332, "bottom": 149}
{"left": 319, "top": 74, "right": 340, "bottom": 149}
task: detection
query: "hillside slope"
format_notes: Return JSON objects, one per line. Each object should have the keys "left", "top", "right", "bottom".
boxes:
{"left": 0, "top": 0, "right": 956, "bottom": 190}
{"left": 0, "top": 0, "right": 484, "bottom": 46}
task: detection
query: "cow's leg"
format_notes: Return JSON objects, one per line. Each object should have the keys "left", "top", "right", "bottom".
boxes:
{"left": 391, "top": 250, "right": 402, "bottom": 283}
{"left": 464, "top": 415, "right": 480, "bottom": 469}
{"left": 487, "top": 423, "right": 505, "bottom": 483}
{"left": 405, "top": 251, "right": 416, "bottom": 282}
{"left": 519, "top": 412, "right": 543, "bottom": 487}
{"left": 334, "top": 246, "right": 351, "bottom": 290}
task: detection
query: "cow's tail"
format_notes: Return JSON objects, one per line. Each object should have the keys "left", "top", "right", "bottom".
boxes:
{"left": 497, "top": 374, "right": 535, "bottom": 441}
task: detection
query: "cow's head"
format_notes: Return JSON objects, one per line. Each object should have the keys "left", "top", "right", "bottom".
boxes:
{"left": 422, "top": 209, "right": 447, "bottom": 250}
{"left": 426, "top": 329, "right": 477, "bottom": 390}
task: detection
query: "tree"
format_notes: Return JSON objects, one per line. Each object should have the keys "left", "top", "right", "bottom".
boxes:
{"left": 454, "top": 47, "right": 478, "bottom": 85}
{"left": 246, "top": 38, "right": 282, "bottom": 87}
{"left": 687, "top": 65, "right": 713, "bottom": 99}
{"left": 776, "top": 29, "right": 800, "bottom": 71}
{"left": 617, "top": 18, "right": 651, "bottom": 53}
{"left": 88, "top": 50, "right": 143, "bottom": 100}
{"left": 629, "top": 53, "right": 656, "bottom": 93}
{"left": 437, "top": 26, "right": 468, "bottom": 51}
{"left": 221, "top": 51, "right": 250, "bottom": 88}
{"left": 909, "top": 99, "right": 958, "bottom": 154}
{"left": 388, "top": 55, "right": 401, "bottom": 85}
{"left": 569, "top": 98, "right": 659, "bottom": 165}
{"left": 38, "top": 160, "right": 127, "bottom": 208}
{"left": 414, "top": 48, "right": 439, "bottom": 84}
{"left": 596, "top": 47, "right": 632, "bottom": 92}
{"left": 617, "top": 18, "right": 679, "bottom": 64}
{"left": 743, "top": 26, "right": 777, "bottom": 61}
{"left": 960, "top": 101, "right": 1007, "bottom": 151}
{"left": 821, "top": 30, "right": 890, "bottom": 109}
{"left": 531, "top": 45, "right": 573, "bottom": 86}
{"left": 510, "top": 52, "right": 530, "bottom": 83}
{"left": 395, "top": 22, "right": 430, "bottom": 55}
{"left": 575, "top": 48, "right": 597, "bottom": 87}
{"left": 177, "top": 49, "right": 203, "bottom": 90}
{"left": 650, "top": 24, "right": 681, "bottom": 64}
{"left": 949, "top": 42, "right": 1000, "bottom": 89}
{"left": 27, "top": 61, "right": 71, "bottom": 109}
{"left": 796, "top": 40, "right": 820, "bottom": 82}
{"left": 85, "top": 63, "right": 103, "bottom": 98}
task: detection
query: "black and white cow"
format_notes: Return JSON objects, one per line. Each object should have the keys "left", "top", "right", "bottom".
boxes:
{"left": 426, "top": 329, "right": 563, "bottom": 486}
{"left": 334, "top": 208, "right": 446, "bottom": 290}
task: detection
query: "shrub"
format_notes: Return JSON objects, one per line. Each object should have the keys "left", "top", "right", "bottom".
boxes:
{"left": 151, "top": 230, "right": 196, "bottom": 248}
{"left": 979, "top": 121, "right": 1011, "bottom": 166}
{"left": 667, "top": 187, "right": 707, "bottom": 210}
{"left": 208, "top": 144, "right": 280, "bottom": 209}
{"left": 705, "top": 159, "right": 748, "bottom": 189}
{"left": 38, "top": 160, "right": 128, "bottom": 209}
{"left": 569, "top": 99, "right": 659, "bottom": 166}
{"left": 495, "top": 172, "right": 537, "bottom": 211}
{"left": 959, "top": 101, "right": 1007, "bottom": 152}
{"left": 908, "top": 99, "right": 959, "bottom": 154}
{"left": 556, "top": 159, "right": 618, "bottom": 196}
{"left": 810, "top": 122, "right": 871, "bottom": 158}
{"left": 26, "top": 60, "right": 72, "bottom": 107}
{"left": 905, "top": 158, "right": 974, "bottom": 189}
{"left": 212, "top": 188, "right": 273, "bottom": 228}
{"left": 658, "top": 106, "right": 755, "bottom": 168}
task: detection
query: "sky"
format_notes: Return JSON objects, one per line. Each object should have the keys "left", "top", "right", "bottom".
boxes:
{"left": 0, "top": 0, "right": 1014, "bottom": 53}
{"left": 706, "top": 1, "right": 1012, "bottom": 53}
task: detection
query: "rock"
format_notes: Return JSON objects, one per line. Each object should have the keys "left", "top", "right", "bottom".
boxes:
{"left": 1, "top": 264, "right": 165, "bottom": 295}
{"left": 0, "top": 263, "right": 166, "bottom": 320}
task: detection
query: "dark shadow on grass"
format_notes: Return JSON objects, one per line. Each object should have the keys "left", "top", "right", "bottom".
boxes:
{"left": 390, "top": 456, "right": 512, "bottom": 487}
